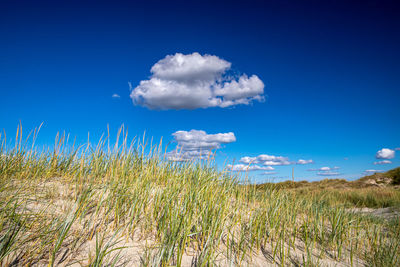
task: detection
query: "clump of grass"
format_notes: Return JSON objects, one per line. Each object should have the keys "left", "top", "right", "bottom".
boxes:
{"left": 0, "top": 124, "right": 399, "bottom": 266}
{"left": 88, "top": 230, "right": 126, "bottom": 267}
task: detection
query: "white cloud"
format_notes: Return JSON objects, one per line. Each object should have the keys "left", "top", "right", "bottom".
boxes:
{"left": 112, "top": 94, "right": 120, "bottom": 98}
{"left": 297, "top": 159, "right": 314, "bottom": 165}
{"left": 172, "top": 130, "right": 235, "bottom": 151}
{"left": 167, "top": 130, "right": 235, "bottom": 161}
{"left": 374, "top": 160, "right": 392, "bottom": 165}
{"left": 308, "top": 166, "right": 340, "bottom": 171}
{"left": 130, "top": 52, "right": 264, "bottom": 110}
{"left": 227, "top": 164, "right": 274, "bottom": 172}
{"left": 166, "top": 149, "right": 214, "bottom": 162}
{"left": 239, "top": 154, "right": 291, "bottom": 166}
{"left": 238, "top": 156, "right": 257, "bottom": 164}
{"left": 213, "top": 75, "right": 264, "bottom": 107}
{"left": 376, "top": 148, "right": 395, "bottom": 159}
{"left": 263, "top": 160, "right": 291, "bottom": 166}
{"left": 237, "top": 154, "right": 315, "bottom": 168}
{"left": 150, "top": 52, "right": 230, "bottom": 82}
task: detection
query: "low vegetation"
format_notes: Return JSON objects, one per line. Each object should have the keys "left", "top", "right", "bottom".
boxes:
{"left": 358, "top": 167, "right": 400, "bottom": 186}
{"left": 0, "top": 125, "right": 399, "bottom": 266}
{"left": 258, "top": 169, "right": 400, "bottom": 209}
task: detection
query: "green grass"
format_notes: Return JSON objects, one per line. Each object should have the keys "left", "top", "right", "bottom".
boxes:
{"left": 284, "top": 187, "right": 400, "bottom": 208}
{"left": 0, "top": 125, "right": 399, "bottom": 266}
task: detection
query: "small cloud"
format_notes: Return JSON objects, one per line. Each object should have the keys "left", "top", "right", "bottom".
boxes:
{"left": 167, "top": 150, "right": 214, "bottom": 162}
{"left": 344, "top": 157, "right": 349, "bottom": 160}
{"left": 226, "top": 164, "right": 274, "bottom": 172}
{"left": 167, "top": 130, "right": 235, "bottom": 161}
{"left": 112, "top": 94, "right": 121, "bottom": 98}
{"left": 238, "top": 154, "right": 315, "bottom": 167}
{"left": 297, "top": 159, "right": 314, "bottom": 165}
{"left": 395, "top": 148, "right": 400, "bottom": 151}
{"left": 239, "top": 154, "right": 291, "bottom": 166}
{"left": 309, "top": 166, "right": 341, "bottom": 176}
{"left": 376, "top": 148, "right": 395, "bottom": 159}
{"left": 374, "top": 160, "right": 392, "bottom": 165}
{"left": 308, "top": 166, "right": 340, "bottom": 171}
{"left": 130, "top": 52, "right": 264, "bottom": 110}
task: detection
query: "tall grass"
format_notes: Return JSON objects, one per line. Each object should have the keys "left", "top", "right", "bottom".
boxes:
{"left": 0, "top": 124, "right": 399, "bottom": 266}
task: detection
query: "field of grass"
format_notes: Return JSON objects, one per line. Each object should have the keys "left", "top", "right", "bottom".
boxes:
{"left": 257, "top": 178, "right": 400, "bottom": 209}
{"left": 1, "top": 125, "right": 399, "bottom": 266}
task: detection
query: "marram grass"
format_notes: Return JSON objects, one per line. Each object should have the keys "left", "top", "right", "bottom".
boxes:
{"left": 0, "top": 125, "right": 399, "bottom": 266}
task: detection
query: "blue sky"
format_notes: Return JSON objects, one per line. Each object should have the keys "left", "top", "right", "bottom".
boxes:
{"left": 1, "top": 0, "right": 399, "bottom": 182}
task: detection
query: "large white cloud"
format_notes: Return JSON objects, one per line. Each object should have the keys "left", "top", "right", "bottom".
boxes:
{"left": 151, "top": 52, "right": 230, "bottom": 82}
{"left": 376, "top": 148, "right": 395, "bottom": 159}
{"left": 130, "top": 52, "right": 265, "bottom": 110}
{"left": 167, "top": 130, "right": 236, "bottom": 161}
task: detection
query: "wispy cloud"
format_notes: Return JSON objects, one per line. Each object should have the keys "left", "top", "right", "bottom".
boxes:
{"left": 261, "top": 171, "right": 278, "bottom": 175}
{"left": 308, "top": 166, "right": 340, "bottom": 171}
{"left": 297, "top": 159, "right": 314, "bottom": 165}
{"left": 130, "top": 52, "right": 264, "bottom": 110}
{"left": 167, "top": 150, "right": 213, "bottom": 162}
{"left": 227, "top": 164, "right": 274, "bottom": 172}
{"left": 112, "top": 94, "right": 121, "bottom": 98}
{"left": 374, "top": 160, "right": 392, "bottom": 165}
{"left": 308, "top": 166, "right": 341, "bottom": 176}
{"left": 317, "top": 171, "right": 341, "bottom": 176}
{"left": 376, "top": 148, "right": 395, "bottom": 159}
{"left": 167, "top": 130, "right": 236, "bottom": 161}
